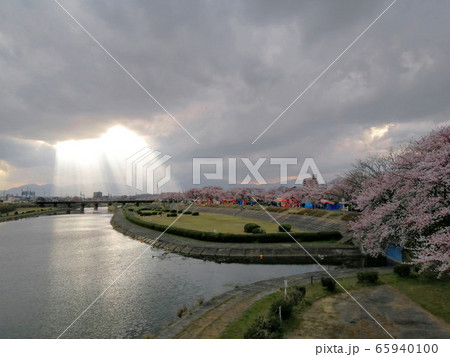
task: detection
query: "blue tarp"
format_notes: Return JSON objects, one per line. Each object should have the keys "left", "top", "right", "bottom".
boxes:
{"left": 325, "top": 203, "right": 343, "bottom": 210}
{"left": 386, "top": 244, "right": 403, "bottom": 265}
{"left": 304, "top": 202, "right": 315, "bottom": 209}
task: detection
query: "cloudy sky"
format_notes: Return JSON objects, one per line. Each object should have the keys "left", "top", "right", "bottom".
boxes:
{"left": 0, "top": 0, "right": 449, "bottom": 194}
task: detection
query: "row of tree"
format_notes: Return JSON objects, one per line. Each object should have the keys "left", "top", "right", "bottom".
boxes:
{"left": 160, "top": 184, "right": 341, "bottom": 205}
{"left": 347, "top": 126, "right": 449, "bottom": 275}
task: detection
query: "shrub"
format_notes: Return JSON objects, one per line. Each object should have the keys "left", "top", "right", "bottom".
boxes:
{"left": 278, "top": 223, "right": 292, "bottom": 232}
{"left": 394, "top": 264, "right": 411, "bottom": 278}
{"left": 139, "top": 211, "right": 155, "bottom": 216}
{"left": 252, "top": 227, "right": 266, "bottom": 234}
{"left": 14, "top": 211, "right": 18, "bottom": 215}
{"left": 418, "top": 269, "right": 439, "bottom": 282}
{"left": 163, "top": 209, "right": 170, "bottom": 212}
{"left": 170, "top": 209, "right": 177, "bottom": 213}
{"left": 167, "top": 213, "right": 178, "bottom": 217}
{"left": 270, "top": 298, "right": 293, "bottom": 321}
{"left": 288, "top": 286, "right": 306, "bottom": 305}
{"left": 321, "top": 277, "right": 336, "bottom": 292}
{"left": 357, "top": 271, "right": 379, "bottom": 284}
{"left": 191, "top": 211, "right": 199, "bottom": 216}
{"left": 244, "top": 316, "right": 283, "bottom": 339}
{"left": 184, "top": 211, "right": 192, "bottom": 214}
{"left": 244, "top": 223, "right": 260, "bottom": 233}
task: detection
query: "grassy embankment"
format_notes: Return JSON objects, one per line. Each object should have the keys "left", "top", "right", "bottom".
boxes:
{"left": 0, "top": 203, "right": 55, "bottom": 221}
{"left": 221, "top": 273, "right": 450, "bottom": 338}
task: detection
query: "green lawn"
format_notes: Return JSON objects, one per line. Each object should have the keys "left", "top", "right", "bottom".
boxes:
{"left": 0, "top": 206, "right": 52, "bottom": 216}
{"left": 138, "top": 212, "right": 298, "bottom": 234}
{"left": 15, "top": 207, "right": 52, "bottom": 214}
{"left": 381, "top": 274, "right": 450, "bottom": 323}
{"left": 221, "top": 273, "right": 450, "bottom": 338}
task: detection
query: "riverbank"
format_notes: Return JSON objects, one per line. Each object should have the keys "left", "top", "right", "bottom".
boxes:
{"left": 155, "top": 268, "right": 450, "bottom": 339}
{"left": 0, "top": 207, "right": 76, "bottom": 223}
{"left": 111, "top": 208, "right": 363, "bottom": 265}
{"left": 153, "top": 267, "right": 392, "bottom": 338}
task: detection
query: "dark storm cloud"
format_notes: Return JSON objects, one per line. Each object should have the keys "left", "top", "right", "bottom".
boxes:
{"left": 0, "top": 136, "right": 55, "bottom": 168}
{"left": 0, "top": 0, "right": 449, "bottom": 189}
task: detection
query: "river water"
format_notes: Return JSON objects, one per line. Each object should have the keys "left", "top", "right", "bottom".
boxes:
{"left": 0, "top": 208, "right": 320, "bottom": 338}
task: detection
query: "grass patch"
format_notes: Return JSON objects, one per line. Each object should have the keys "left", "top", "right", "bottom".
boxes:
{"left": 139, "top": 212, "right": 299, "bottom": 234}
{"left": 220, "top": 289, "right": 286, "bottom": 338}
{"left": 380, "top": 274, "right": 450, "bottom": 323}
{"left": 15, "top": 207, "right": 52, "bottom": 214}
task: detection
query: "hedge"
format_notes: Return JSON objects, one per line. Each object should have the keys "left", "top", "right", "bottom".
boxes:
{"left": 124, "top": 209, "right": 342, "bottom": 243}
{"left": 252, "top": 227, "right": 266, "bottom": 234}
{"left": 278, "top": 223, "right": 292, "bottom": 232}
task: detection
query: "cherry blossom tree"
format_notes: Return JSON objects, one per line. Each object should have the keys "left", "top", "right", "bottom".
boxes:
{"left": 350, "top": 126, "right": 450, "bottom": 275}
{"left": 200, "top": 186, "right": 225, "bottom": 201}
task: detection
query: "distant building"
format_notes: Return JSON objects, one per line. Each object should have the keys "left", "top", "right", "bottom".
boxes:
{"left": 21, "top": 189, "right": 36, "bottom": 201}
{"left": 93, "top": 191, "right": 103, "bottom": 200}
{"left": 5, "top": 195, "right": 21, "bottom": 203}
{"left": 303, "top": 175, "right": 318, "bottom": 188}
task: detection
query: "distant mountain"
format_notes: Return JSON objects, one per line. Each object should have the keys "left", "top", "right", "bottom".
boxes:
{"left": 1, "top": 182, "right": 139, "bottom": 198}
{"left": 2, "top": 184, "right": 58, "bottom": 197}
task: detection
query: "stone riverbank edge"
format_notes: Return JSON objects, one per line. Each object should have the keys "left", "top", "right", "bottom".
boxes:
{"left": 111, "top": 208, "right": 363, "bottom": 265}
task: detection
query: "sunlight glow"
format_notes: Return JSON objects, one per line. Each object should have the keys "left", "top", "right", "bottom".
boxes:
{"left": 368, "top": 124, "right": 393, "bottom": 140}
{"left": 54, "top": 125, "right": 148, "bottom": 194}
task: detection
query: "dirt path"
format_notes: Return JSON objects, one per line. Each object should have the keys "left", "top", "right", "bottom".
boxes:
{"left": 286, "top": 285, "right": 450, "bottom": 339}
{"left": 174, "top": 290, "right": 268, "bottom": 338}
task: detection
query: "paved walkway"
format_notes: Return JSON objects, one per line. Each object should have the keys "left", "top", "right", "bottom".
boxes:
{"left": 286, "top": 285, "right": 450, "bottom": 339}
{"left": 111, "top": 209, "right": 362, "bottom": 265}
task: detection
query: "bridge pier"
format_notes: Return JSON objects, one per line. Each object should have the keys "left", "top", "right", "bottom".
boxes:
{"left": 94, "top": 203, "right": 99, "bottom": 210}
{"left": 53, "top": 203, "right": 57, "bottom": 208}
{"left": 80, "top": 203, "right": 85, "bottom": 213}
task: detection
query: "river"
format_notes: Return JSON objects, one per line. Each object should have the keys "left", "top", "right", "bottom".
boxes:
{"left": 0, "top": 208, "right": 320, "bottom": 338}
